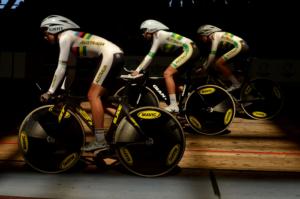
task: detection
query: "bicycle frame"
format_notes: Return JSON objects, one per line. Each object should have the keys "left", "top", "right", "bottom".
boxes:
{"left": 48, "top": 95, "right": 94, "bottom": 130}
{"left": 124, "top": 71, "right": 195, "bottom": 112}
{"left": 50, "top": 94, "right": 148, "bottom": 144}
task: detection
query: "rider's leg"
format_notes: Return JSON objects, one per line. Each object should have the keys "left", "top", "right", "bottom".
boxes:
{"left": 82, "top": 52, "right": 124, "bottom": 151}
{"left": 215, "top": 58, "right": 241, "bottom": 91}
{"left": 81, "top": 84, "right": 108, "bottom": 151}
{"left": 163, "top": 66, "right": 179, "bottom": 113}
{"left": 89, "top": 84, "right": 105, "bottom": 129}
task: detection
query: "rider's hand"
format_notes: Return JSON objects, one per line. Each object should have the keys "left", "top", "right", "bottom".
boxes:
{"left": 40, "top": 91, "right": 52, "bottom": 103}
{"left": 131, "top": 71, "right": 139, "bottom": 76}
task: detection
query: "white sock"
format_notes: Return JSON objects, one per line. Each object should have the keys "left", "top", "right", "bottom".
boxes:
{"left": 94, "top": 128, "right": 106, "bottom": 143}
{"left": 169, "top": 94, "right": 177, "bottom": 106}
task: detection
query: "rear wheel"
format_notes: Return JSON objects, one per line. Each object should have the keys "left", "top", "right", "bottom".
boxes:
{"left": 113, "top": 106, "right": 185, "bottom": 177}
{"left": 18, "top": 105, "right": 85, "bottom": 173}
{"left": 239, "top": 78, "right": 284, "bottom": 120}
{"left": 184, "top": 84, "right": 236, "bottom": 135}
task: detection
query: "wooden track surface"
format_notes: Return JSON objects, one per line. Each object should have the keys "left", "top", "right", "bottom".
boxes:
{"left": 1, "top": 103, "right": 299, "bottom": 172}
{"left": 181, "top": 117, "right": 300, "bottom": 172}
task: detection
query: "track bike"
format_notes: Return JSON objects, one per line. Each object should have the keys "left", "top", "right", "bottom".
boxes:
{"left": 114, "top": 68, "right": 236, "bottom": 136}
{"left": 18, "top": 83, "right": 185, "bottom": 177}
{"left": 201, "top": 60, "right": 284, "bottom": 120}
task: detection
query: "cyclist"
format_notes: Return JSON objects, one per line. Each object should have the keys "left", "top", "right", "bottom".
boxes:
{"left": 40, "top": 15, "right": 124, "bottom": 151}
{"left": 196, "top": 24, "right": 250, "bottom": 92}
{"left": 131, "top": 19, "right": 199, "bottom": 113}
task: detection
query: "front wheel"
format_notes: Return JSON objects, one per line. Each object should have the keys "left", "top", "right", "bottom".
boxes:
{"left": 18, "top": 105, "right": 85, "bottom": 173}
{"left": 113, "top": 106, "right": 185, "bottom": 177}
{"left": 184, "top": 84, "right": 236, "bottom": 135}
{"left": 239, "top": 78, "right": 284, "bottom": 120}
{"left": 114, "top": 86, "right": 160, "bottom": 109}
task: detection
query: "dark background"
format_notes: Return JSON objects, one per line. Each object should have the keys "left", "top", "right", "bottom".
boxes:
{"left": 0, "top": 0, "right": 298, "bottom": 132}
{"left": 0, "top": 0, "right": 299, "bottom": 58}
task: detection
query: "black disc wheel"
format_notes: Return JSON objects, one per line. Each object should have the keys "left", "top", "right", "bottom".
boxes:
{"left": 18, "top": 105, "right": 85, "bottom": 173}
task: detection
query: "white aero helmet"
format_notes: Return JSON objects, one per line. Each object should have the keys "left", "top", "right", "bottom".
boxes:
{"left": 40, "top": 15, "right": 80, "bottom": 34}
{"left": 140, "top": 19, "right": 169, "bottom": 33}
{"left": 197, "top": 24, "right": 222, "bottom": 36}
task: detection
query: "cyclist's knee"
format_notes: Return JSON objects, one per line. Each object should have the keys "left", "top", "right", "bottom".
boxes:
{"left": 164, "top": 66, "right": 177, "bottom": 78}
{"left": 215, "top": 62, "right": 232, "bottom": 77}
{"left": 163, "top": 71, "right": 171, "bottom": 79}
{"left": 87, "top": 90, "right": 100, "bottom": 102}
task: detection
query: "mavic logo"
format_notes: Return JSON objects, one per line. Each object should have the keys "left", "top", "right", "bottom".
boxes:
{"left": 137, "top": 110, "right": 161, "bottom": 119}
{"left": 0, "top": 0, "right": 24, "bottom": 9}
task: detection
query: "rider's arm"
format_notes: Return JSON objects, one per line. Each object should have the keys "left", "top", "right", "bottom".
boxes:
{"left": 48, "top": 35, "right": 72, "bottom": 94}
{"left": 48, "top": 61, "right": 67, "bottom": 94}
{"left": 60, "top": 54, "right": 77, "bottom": 91}
{"left": 135, "top": 38, "right": 160, "bottom": 73}
{"left": 203, "top": 33, "right": 220, "bottom": 70}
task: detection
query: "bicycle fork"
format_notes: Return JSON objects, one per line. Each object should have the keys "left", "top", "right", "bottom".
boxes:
{"left": 108, "top": 103, "right": 154, "bottom": 147}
